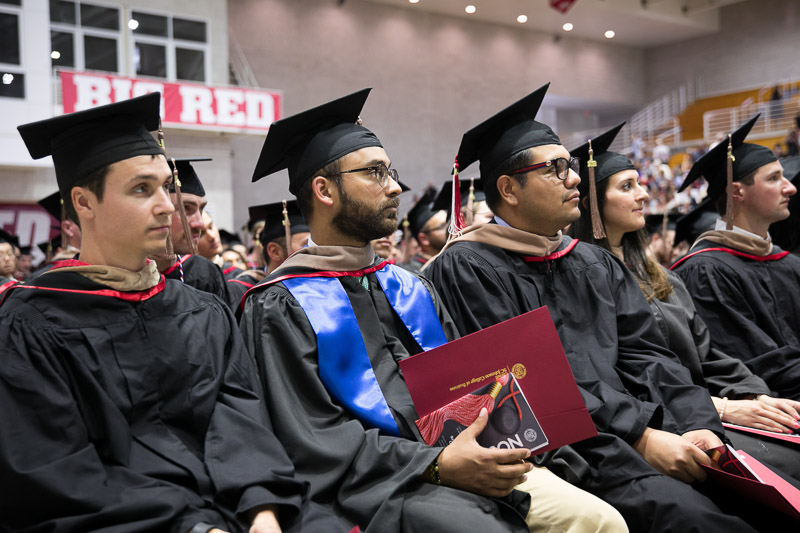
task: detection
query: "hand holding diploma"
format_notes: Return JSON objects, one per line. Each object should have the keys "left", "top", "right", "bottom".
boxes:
{"left": 633, "top": 427, "right": 714, "bottom": 484}
{"left": 438, "top": 408, "right": 534, "bottom": 498}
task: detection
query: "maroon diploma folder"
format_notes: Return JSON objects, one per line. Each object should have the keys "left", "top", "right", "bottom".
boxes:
{"left": 701, "top": 451, "right": 800, "bottom": 519}
{"left": 399, "top": 306, "right": 597, "bottom": 455}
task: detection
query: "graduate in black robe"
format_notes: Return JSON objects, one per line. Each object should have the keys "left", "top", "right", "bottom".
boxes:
{"left": 2, "top": 93, "right": 350, "bottom": 533}
{"left": 567, "top": 123, "right": 800, "bottom": 481}
{"left": 671, "top": 116, "right": 800, "bottom": 401}
{"left": 426, "top": 85, "right": 759, "bottom": 532}
{"left": 154, "top": 158, "right": 236, "bottom": 310}
{"left": 240, "top": 89, "right": 627, "bottom": 533}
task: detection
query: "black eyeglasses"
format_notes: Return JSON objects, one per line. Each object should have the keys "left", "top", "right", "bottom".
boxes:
{"left": 336, "top": 162, "right": 400, "bottom": 188}
{"left": 509, "top": 156, "right": 580, "bottom": 181}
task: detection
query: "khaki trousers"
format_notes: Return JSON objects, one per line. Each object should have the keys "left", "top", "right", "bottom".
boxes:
{"left": 516, "top": 466, "right": 628, "bottom": 533}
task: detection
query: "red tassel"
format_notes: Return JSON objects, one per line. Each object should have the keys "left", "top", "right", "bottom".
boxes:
{"left": 416, "top": 379, "right": 503, "bottom": 445}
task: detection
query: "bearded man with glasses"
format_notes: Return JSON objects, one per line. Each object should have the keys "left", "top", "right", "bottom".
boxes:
{"left": 239, "top": 89, "right": 626, "bottom": 533}
{"left": 426, "top": 84, "right": 759, "bottom": 532}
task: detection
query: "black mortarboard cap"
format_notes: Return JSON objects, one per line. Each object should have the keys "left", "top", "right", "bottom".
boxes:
{"left": 432, "top": 177, "right": 486, "bottom": 213}
{"left": 402, "top": 189, "right": 440, "bottom": 236}
{"left": 167, "top": 158, "right": 209, "bottom": 197}
{"left": 571, "top": 122, "right": 635, "bottom": 196}
{"left": 37, "top": 235, "right": 62, "bottom": 256}
{"left": 251, "top": 89, "right": 383, "bottom": 195}
{"left": 644, "top": 212, "right": 681, "bottom": 235}
{"left": 679, "top": 115, "right": 777, "bottom": 201}
{"left": 0, "top": 228, "right": 19, "bottom": 248}
{"left": 18, "top": 245, "right": 32, "bottom": 256}
{"left": 17, "top": 93, "right": 163, "bottom": 197}
{"left": 249, "top": 200, "right": 309, "bottom": 244}
{"left": 455, "top": 83, "right": 560, "bottom": 179}
{"left": 218, "top": 229, "right": 242, "bottom": 247}
{"left": 674, "top": 198, "right": 718, "bottom": 246}
{"left": 38, "top": 191, "right": 64, "bottom": 222}
{"left": 398, "top": 180, "right": 411, "bottom": 193}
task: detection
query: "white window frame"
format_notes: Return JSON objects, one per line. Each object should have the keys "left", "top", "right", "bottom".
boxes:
{"left": 0, "top": 2, "right": 25, "bottom": 99}
{"left": 127, "top": 8, "right": 210, "bottom": 84}
{"left": 49, "top": 0, "right": 123, "bottom": 75}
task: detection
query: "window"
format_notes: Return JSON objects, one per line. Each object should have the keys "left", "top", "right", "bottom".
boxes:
{"left": 0, "top": 1, "right": 23, "bottom": 99}
{"left": 49, "top": 1, "right": 121, "bottom": 74}
{"left": 130, "top": 10, "right": 209, "bottom": 82}
{"left": 0, "top": 12, "right": 20, "bottom": 65}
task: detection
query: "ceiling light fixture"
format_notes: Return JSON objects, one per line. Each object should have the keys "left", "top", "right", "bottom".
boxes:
{"left": 517, "top": 15, "right": 528, "bottom": 23}
{"left": 409, "top": 0, "right": 419, "bottom": 4}
{"left": 128, "top": 19, "right": 139, "bottom": 30}
{"left": 465, "top": 5, "right": 476, "bottom": 14}
{"left": 604, "top": 30, "right": 615, "bottom": 39}
{"left": 563, "top": 23, "right": 573, "bottom": 31}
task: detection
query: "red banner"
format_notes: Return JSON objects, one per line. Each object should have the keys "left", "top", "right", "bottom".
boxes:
{"left": 550, "top": 0, "right": 578, "bottom": 15}
{"left": 0, "top": 204, "right": 58, "bottom": 263}
{"left": 59, "top": 70, "right": 281, "bottom": 133}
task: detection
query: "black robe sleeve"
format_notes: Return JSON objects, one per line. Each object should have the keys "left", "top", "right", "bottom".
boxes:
{"left": 651, "top": 270, "right": 771, "bottom": 399}
{"left": 676, "top": 257, "right": 800, "bottom": 400}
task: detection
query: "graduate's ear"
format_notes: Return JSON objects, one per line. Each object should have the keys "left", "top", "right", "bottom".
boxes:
{"left": 311, "top": 176, "right": 336, "bottom": 208}
{"left": 731, "top": 182, "right": 746, "bottom": 202}
{"left": 495, "top": 175, "right": 519, "bottom": 207}
{"left": 416, "top": 231, "right": 431, "bottom": 248}
{"left": 71, "top": 186, "right": 96, "bottom": 224}
{"left": 266, "top": 241, "right": 285, "bottom": 264}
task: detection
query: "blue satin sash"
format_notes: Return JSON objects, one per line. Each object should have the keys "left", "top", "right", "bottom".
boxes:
{"left": 282, "top": 263, "right": 447, "bottom": 436}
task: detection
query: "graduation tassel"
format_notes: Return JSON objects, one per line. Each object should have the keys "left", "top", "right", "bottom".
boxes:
{"left": 400, "top": 214, "right": 413, "bottom": 264}
{"left": 725, "top": 133, "right": 735, "bottom": 231}
{"left": 660, "top": 212, "right": 670, "bottom": 261}
{"left": 282, "top": 199, "right": 293, "bottom": 256}
{"left": 448, "top": 156, "right": 467, "bottom": 241}
{"left": 464, "top": 177, "right": 475, "bottom": 227}
{"left": 59, "top": 196, "right": 68, "bottom": 253}
{"left": 587, "top": 139, "right": 607, "bottom": 240}
{"left": 170, "top": 157, "right": 197, "bottom": 255}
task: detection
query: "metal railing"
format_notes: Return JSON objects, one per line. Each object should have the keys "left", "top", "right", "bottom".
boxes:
{"left": 703, "top": 95, "right": 800, "bottom": 141}
{"left": 629, "top": 77, "right": 701, "bottom": 143}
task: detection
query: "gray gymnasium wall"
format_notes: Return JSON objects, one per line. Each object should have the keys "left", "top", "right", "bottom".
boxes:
{"left": 644, "top": 0, "right": 800, "bottom": 101}
{"left": 227, "top": 0, "right": 647, "bottom": 221}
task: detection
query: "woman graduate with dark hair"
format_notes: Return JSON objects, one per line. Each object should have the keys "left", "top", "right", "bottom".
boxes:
{"left": 568, "top": 123, "right": 800, "bottom": 480}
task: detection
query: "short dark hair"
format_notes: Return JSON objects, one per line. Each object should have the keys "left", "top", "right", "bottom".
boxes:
{"left": 63, "top": 165, "right": 111, "bottom": 227}
{"left": 714, "top": 168, "right": 757, "bottom": 215}
{"left": 484, "top": 149, "right": 534, "bottom": 212}
{"left": 295, "top": 159, "right": 342, "bottom": 220}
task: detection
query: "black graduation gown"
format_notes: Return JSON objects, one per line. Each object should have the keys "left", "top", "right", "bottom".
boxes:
{"left": 227, "top": 271, "right": 264, "bottom": 312}
{"left": 222, "top": 262, "right": 244, "bottom": 281}
{"left": 427, "top": 236, "right": 758, "bottom": 533}
{"left": 239, "top": 259, "right": 532, "bottom": 533}
{"left": 397, "top": 254, "right": 426, "bottom": 274}
{"left": 673, "top": 240, "right": 800, "bottom": 400}
{"left": 651, "top": 269, "right": 800, "bottom": 479}
{"left": 0, "top": 269, "right": 348, "bottom": 533}
{"left": 163, "top": 254, "right": 238, "bottom": 311}
{"left": 650, "top": 269, "right": 771, "bottom": 399}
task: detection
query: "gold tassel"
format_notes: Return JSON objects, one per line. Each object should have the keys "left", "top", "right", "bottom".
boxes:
{"left": 282, "top": 199, "right": 293, "bottom": 256}
{"left": 401, "top": 214, "right": 412, "bottom": 264}
{"left": 464, "top": 177, "right": 475, "bottom": 226}
{"left": 587, "top": 139, "right": 606, "bottom": 240}
{"left": 170, "top": 158, "right": 197, "bottom": 255}
{"left": 59, "top": 196, "right": 68, "bottom": 252}
{"left": 725, "top": 133, "right": 735, "bottom": 231}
